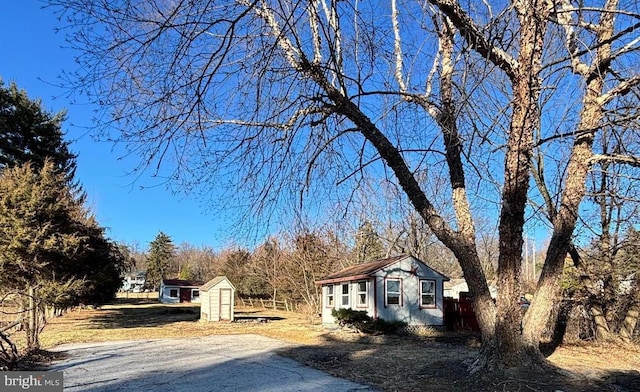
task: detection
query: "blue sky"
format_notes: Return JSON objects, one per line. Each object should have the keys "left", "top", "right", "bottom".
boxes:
{"left": 0, "top": 1, "right": 237, "bottom": 251}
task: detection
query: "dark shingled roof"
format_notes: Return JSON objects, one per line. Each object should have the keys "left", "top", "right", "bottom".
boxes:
{"left": 316, "top": 254, "right": 410, "bottom": 284}
{"left": 161, "top": 279, "right": 203, "bottom": 288}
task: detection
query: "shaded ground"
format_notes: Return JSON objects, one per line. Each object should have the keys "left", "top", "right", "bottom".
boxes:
{"left": 30, "top": 297, "right": 640, "bottom": 392}
{"left": 47, "top": 336, "right": 373, "bottom": 392}
{"left": 280, "top": 330, "right": 640, "bottom": 391}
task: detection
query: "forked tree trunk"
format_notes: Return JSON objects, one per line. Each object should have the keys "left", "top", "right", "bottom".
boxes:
{"left": 483, "top": 0, "right": 549, "bottom": 370}
{"left": 424, "top": 0, "right": 551, "bottom": 371}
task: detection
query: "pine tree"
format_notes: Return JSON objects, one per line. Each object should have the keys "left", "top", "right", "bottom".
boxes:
{"left": 0, "top": 160, "right": 125, "bottom": 351}
{"left": 0, "top": 79, "right": 76, "bottom": 178}
{"left": 0, "top": 82, "right": 124, "bottom": 354}
{"left": 0, "top": 161, "right": 84, "bottom": 349}
{"left": 146, "top": 232, "right": 175, "bottom": 289}
{"left": 354, "top": 221, "right": 384, "bottom": 263}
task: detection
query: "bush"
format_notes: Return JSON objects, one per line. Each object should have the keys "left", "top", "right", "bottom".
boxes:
{"left": 369, "top": 318, "right": 407, "bottom": 334}
{"left": 331, "top": 308, "right": 406, "bottom": 334}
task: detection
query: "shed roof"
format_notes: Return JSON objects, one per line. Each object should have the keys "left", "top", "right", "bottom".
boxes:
{"left": 200, "top": 276, "right": 236, "bottom": 291}
{"left": 161, "top": 279, "right": 203, "bottom": 288}
{"left": 316, "top": 254, "right": 449, "bottom": 285}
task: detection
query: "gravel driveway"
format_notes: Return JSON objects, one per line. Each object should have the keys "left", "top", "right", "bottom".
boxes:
{"left": 50, "top": 334, "right": 374, "bottom": 391}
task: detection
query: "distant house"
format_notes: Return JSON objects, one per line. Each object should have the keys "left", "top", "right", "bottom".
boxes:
{"left": 443, "top": 278, "right": 498, "bottom": 300}
{"left": 316, "top": 254, "right": 449, "bottom": 327}
{"left": 200, "top": 276, "right": 236, "bottom": 322}
{"left": 121, "top": 271, "right": 147, "bottom": 292}
{"left": 159, "top": 279, "right": 203, "bottom": 303}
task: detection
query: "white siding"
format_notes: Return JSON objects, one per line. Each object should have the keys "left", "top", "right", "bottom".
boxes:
{"left": 200, "top": 277, "right": 235, "bottom": 322}
{"left": 373, "top": 257, "right": 445, "bottom": 326}
{"left": 320, "top": 256, "right": 447, "bottom": 327}
{"left": 320, "top": 279, "right": 375, "bottom": 325}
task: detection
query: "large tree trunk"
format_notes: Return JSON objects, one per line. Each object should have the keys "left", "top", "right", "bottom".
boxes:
{"left": 590, "top": 304, "right": 614, "bottom": 340}
{"left": 619, "top": 304, "right": 639, "bottom": 342}
{"left": 485, "top": 0, "right": 549, "bottom": 370}
{"left": 522, "top": 14, "right": 611, "bottom": 347}
{"left": 618, "top": 278, "right": 640, "bottom": 342}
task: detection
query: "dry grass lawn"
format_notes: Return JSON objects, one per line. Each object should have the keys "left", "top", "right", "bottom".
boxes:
{"left": 33, "top": 295, "right": 640, "bottom": 392}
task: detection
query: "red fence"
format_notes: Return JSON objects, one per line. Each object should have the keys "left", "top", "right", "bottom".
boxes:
{"left": 444, "top": 293, "right": 480, "bottom": 332}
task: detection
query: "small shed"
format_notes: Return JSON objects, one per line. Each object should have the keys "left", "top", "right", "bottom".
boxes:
{"left": 159, "top": 279, "right": 203, "bottom": 304}
{"left": 316, "top": 254, "right": 449, "bottom": 327}
{"left": 200, "top": 276, "right": 236, "bottom": 322}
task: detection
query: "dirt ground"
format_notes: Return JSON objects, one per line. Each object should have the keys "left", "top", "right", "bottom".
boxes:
{"left": 282, "top": 331, "right": 640, "bottom": 392}
{"left": 30, "top": 297, "right": 640, "bottom": 392}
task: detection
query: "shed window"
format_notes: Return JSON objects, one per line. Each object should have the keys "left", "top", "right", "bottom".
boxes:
{"left": 169, "top": 289, "right": 178, "bottom": 298}
{"left": 326, "top": 285, "right": 334, "bottom": 307}
{"left": 386, "top": 279, "right": 401, "bottom": 306}
{"left": 341, "top": 284, "right": 350, "bottom": 306}
{"left": 420, "top": 280, "right": 436, "bottom": 308}
{"left": 356, "top": 281, "right": 367, "bottom": 307}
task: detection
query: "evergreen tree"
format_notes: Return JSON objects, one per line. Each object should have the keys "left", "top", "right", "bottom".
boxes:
{"left": 67, "top": 216, "right": 126, "bottom": 306}
{"left": 354, "top": 221, "right": 384, "bottom": 263}
{"left": 0, "top": 79, "right": 76, "bottom": 178}
{"left": 0, "top": 81, "right": 123, "bottom": 354}
{"left": 0, "top": 162, "right": 81, "bottom": 347}
{"left": 0, "top": 161, "right": 125, "bottom": 350}
{"left": 0, "top": 161, "right": 83, "bottom": 290}
{"left": 146, "top": 232, "right": 175, "bottom": 288}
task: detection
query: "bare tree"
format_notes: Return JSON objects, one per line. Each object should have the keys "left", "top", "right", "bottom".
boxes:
{"left": 248, "top": 237, "right": 283, "bottom": 303}
{"left": 52, "top": 0, "right": 640, "bottom": 372}
{"left": 284, "top": 230, "right": 346, "bottom": 309}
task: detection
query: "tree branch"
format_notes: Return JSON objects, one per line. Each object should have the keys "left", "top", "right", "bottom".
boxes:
{"left": 427, "top": 0, "right": 518, "bottom": 80}
{"left": 590, "top": 154, "right": 640, "bottom": 168}
{"left": 391, "top": 0, "right": 407, "bottom": 92}
{"left": 599, "top": 74, "right": 640, "bottom": 106}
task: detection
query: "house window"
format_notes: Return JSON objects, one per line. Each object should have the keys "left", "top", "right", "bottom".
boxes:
{"left": 356, "top": 281, "right": 367, "bottom": 307}
{"left": 169, "top": 289, "right": 178, "bottom": 298}
{"left": 386, "top": 279, "right": 401, "bottom": 306}
{"left": 192, "top": 290, "right": 200, "bottom": 299}
{"left": 341, "top": 284, "right": 350, "bottom": 307}
{"left": 326, "top": 285, "right": 334, "bottom": 307}
{"left": 420, "top": 280, "right": 436, "bottom": 308}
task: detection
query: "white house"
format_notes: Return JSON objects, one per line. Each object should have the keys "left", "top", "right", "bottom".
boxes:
{"left": 121, "top": 271, "right": 146, "bottom": 292}
{"left": 159, "top": 279, "right": 203, "bottom": 304}
{"left": 316, "top": 254, "right": 449, "bottom": 327}
{"left": 200, "top": 276, "right": 235, "bottom": 322}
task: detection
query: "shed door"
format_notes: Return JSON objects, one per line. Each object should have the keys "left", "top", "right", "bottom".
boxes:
{"left": 180, "top": 288, "right": 191, "bottom": 303}
{"left": 219, "top": 288, "right": 232, "bottom": 320}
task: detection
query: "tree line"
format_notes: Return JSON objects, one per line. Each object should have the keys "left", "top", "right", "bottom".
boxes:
{"left": 0, "top": 80, "right": 125, "bottom": 368}
{"left": 127, "top": 220, "right": 463, "bottom": 311}
{"left": 134, "top": 213, "right": 639, "bottom": 346}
